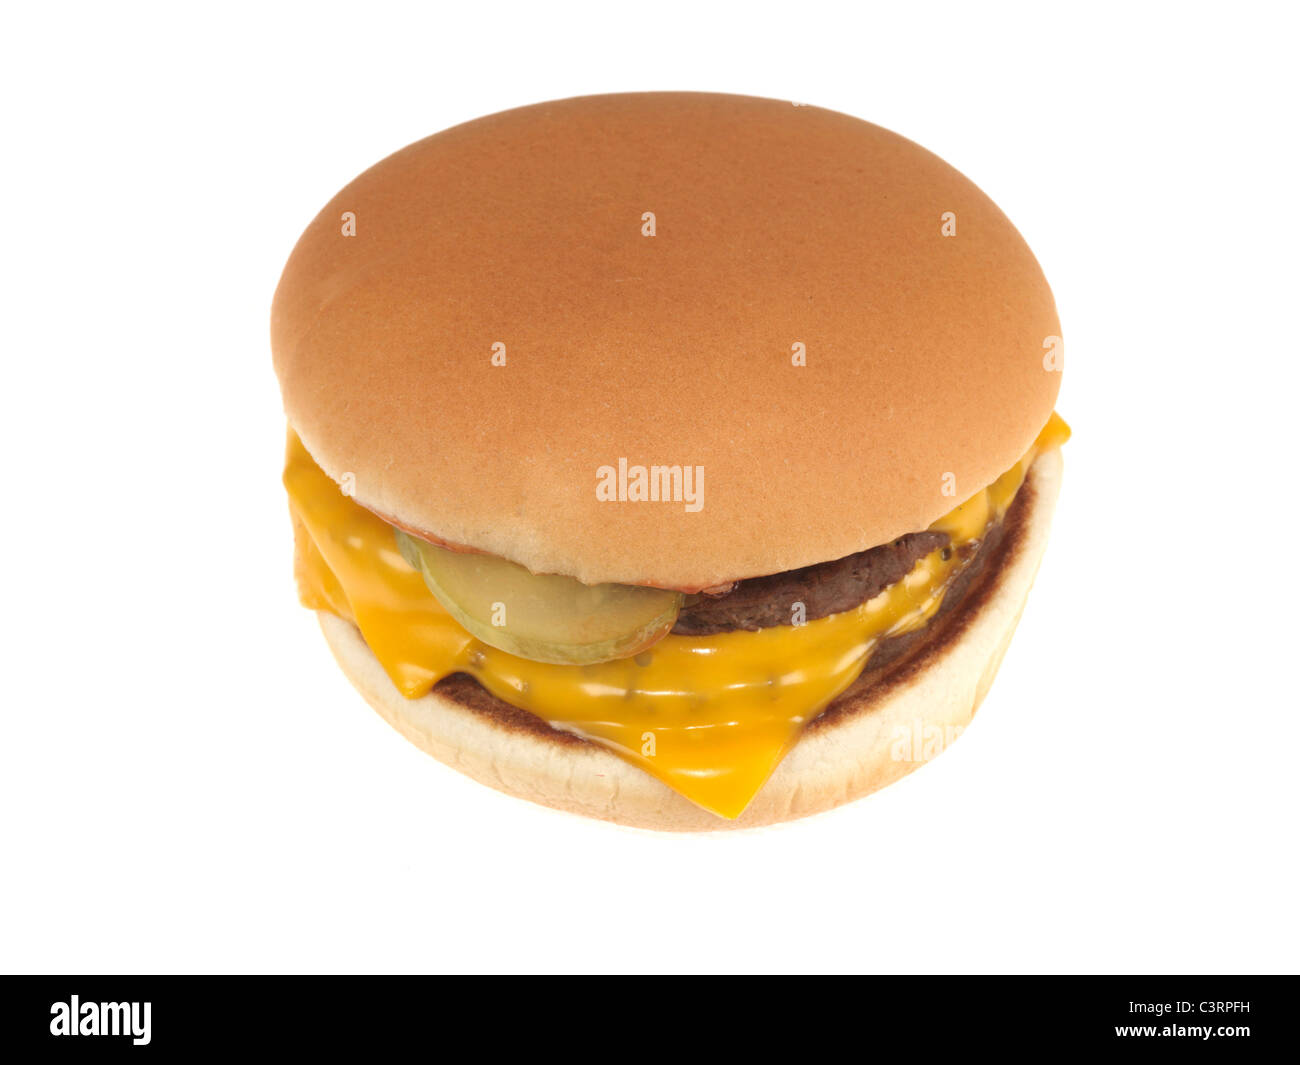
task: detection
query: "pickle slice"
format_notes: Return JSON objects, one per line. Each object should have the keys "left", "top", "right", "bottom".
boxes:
{"left": 394, "top": 530, "right": 682, "bottom": 665}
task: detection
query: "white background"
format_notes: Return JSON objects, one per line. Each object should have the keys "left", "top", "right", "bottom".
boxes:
{"left": 3, "top": 2, "right": 1296, "bottom": 974}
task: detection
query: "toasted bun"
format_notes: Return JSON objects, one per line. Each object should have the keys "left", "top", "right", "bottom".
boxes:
{"left": 317, "top": 448, "right": 1062, "bottom": 831}
{"left": 273, "top": 92, "right": 1061, "bottom": 589}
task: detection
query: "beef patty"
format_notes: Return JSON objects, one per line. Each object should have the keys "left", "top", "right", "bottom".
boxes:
{"left": 429, "top": 476, "right": 1027, "bottom": 744}
{"left": 672, "top": 531, "right": 950, "bottom": 635}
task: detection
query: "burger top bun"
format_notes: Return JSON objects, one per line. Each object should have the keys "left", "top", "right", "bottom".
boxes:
{"left": 272, "top": 92, "right": 1060, "bottom": 589}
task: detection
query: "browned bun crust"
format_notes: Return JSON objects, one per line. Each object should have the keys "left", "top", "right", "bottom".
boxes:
{"left": 273, "top": 92, "right": 1061, "bottom": 589}
{"left": 317, "top": 448, "right": 1063, "bottom": 831}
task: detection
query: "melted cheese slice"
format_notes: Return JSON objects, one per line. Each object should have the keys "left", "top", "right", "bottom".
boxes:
{"left": 286, "top": 414, "right": 1069, "bottom": 818}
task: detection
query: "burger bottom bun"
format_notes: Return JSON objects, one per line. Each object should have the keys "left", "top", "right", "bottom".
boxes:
{"left": 317, "top": 449, "right": 1063, "bottom": 831}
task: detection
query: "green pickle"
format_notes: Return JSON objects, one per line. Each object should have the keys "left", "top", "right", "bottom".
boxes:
{"left": 394, "top": 529, "right": 683, "bottom": 666}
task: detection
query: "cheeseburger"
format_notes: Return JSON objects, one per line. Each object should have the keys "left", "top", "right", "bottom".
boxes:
{"left": 272, "top": 92, "right": 1069, "bottom": 830}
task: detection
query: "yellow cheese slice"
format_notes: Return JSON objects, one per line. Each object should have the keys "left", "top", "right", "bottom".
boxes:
{"left": 285, "top": 414, "right": 1069, "bottom": 818}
